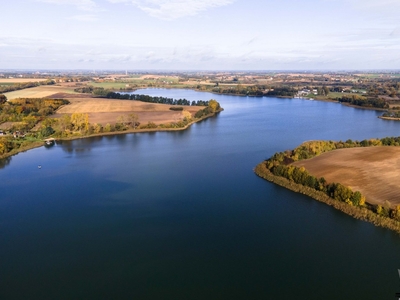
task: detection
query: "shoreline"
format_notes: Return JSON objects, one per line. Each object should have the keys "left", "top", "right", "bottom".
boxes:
{"left": 0, "top": 109, "right": 222, "bottom": 160}
{"left": 254, "top": 163, "right": 400, "bottom": 234}
{"left": 378, "top": 116, "right": 400, "bottom": 121}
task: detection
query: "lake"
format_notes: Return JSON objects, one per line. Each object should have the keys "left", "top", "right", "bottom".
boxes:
{"left": 1, "top": 89, "right": 400, "bottom": 299}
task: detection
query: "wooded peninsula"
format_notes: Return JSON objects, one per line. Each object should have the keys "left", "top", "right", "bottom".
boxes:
{"left": 255, "top": 139, "right": 400, "bottom": 234}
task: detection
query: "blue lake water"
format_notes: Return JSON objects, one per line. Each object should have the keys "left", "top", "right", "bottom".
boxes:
{"left": 1, "top": 89, "right": 400, "bottom": 299}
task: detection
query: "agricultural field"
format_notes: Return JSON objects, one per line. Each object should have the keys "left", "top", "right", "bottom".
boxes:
{"left": 89, "top": 82, "right": 134, "bottom": 89}
{"left": 292, "top": 146, "right": 400, "bottom": 206}
{"left": 0, "top": 78, "right": 48, "bottom": 83}
{"left": 4, "top": 85, "right": 78, "bottom": 100}
{"left": 54, "top": 97, "right": 203, "bottom": 126}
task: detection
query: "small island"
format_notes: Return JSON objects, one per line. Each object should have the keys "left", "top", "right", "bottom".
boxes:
{"left": 255, "top": 139, "right": 400, "bottom": 234}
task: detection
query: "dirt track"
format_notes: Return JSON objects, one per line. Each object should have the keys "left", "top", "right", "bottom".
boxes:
{"left": 292, "top": 147, "right": 400, "bottom": 206}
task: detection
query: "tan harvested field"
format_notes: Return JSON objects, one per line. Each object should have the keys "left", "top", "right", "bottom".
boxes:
{"left": 55, "top": 97, "right": 203, "bottom": 125}
{"left": 0, "top": 78, "right": 48, "bottom": 83}
{"left": 292, "top": 147, "right": 400, "bottom": 206}
{"left": 4, "top": 85, "right": 77, "bottom": 100}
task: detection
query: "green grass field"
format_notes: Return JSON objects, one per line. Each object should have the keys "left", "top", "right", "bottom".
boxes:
{"left": 89, "top": 82, "right": 132, "bottom": 89}
{"left": 326, "top": 92, "right": 361, "bottom": 99}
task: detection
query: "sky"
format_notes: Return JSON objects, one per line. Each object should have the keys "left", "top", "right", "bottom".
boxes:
{"left": 1, "top": 0, "right": 400, "bottom": 70}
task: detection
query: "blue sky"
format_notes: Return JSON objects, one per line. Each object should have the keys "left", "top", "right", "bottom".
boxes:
{"left": 1, "top": 0, "right": 399, "bottom": 70}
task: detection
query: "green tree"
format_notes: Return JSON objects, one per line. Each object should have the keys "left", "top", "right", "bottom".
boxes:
{"left": 104, "top": 123, "right": 112, "bottom": 132}
{"left": 350, "top": 191, "right": 363, "bottom": 206}
{"left": 41, "top": 126, "right": 55, "bottom": 137}
{"left": 0, "top": 94, "right": 7, "bottom": 104}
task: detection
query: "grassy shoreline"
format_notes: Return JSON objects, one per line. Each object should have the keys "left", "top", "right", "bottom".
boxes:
{"left": 254, "top": 163, "right": 400, "bottom": 234}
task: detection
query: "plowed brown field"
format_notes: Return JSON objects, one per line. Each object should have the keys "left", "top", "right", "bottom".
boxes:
{"left": 54, "top": 97, "right": 203, "bottom": 125}
{"left": 292, "top": 147, "right": 400, "bottom": 206}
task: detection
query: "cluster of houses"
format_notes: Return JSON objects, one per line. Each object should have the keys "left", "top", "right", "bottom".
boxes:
{"left": 295, "top": 89, "right": 318, "bottom": 98}
{"left": 0, "top": 130, "right": 26, "bottom": 138}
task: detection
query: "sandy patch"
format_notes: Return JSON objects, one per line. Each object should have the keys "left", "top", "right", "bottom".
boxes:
{"left": 292, "top": 147, "right": 400, "bottom": 206}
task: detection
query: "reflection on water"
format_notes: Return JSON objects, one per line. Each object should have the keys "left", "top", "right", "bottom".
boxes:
{"left": 0, "top": 156, "right": 11, "bottom": 169}
{"left": 58, "top": 139, "right": 94, "bottom": 155}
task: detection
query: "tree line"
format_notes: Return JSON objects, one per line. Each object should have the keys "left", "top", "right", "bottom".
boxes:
{"left": 103, "top": 91, "right": 210, "bottom": 106}
{"left": 0, "top": 79, "right": 55, "bottom": 94}
{"left": 208, "top": 85, "right": 297, "bottom": 97}
{"left": 74, "top": 86, "right": 211, "bottom": 106}
{"left": 337, "top": 95, "right": 389, "bottom": 109}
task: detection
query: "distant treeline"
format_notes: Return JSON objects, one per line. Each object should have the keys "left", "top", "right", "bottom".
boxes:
{"left": 210, "top": 85, "right": 265, "bottom": 96}
{"left": 105, "top": 92, "right": 209, "bottom": 106}
{"left": 337, "top": 95, "right": 389, "bottom": 109}
{"left": 264, "top": 87, "right": 297, "bottom": 97}
{"left": 0, "top": 79, "right": 55, "bottom": 94}
{"left": 74, "top": 86, "right": 97, "bottom": 94}
{"left": 74, "top": 86, "right": 210, "bottom": 106}
{"left": 209, "top": 85, "right": 297, "bottom": 97}
{"left": 255, "top": 139, "right": 400, "bottom": 228}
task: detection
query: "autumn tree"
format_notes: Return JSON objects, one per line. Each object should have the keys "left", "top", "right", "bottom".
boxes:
{"left": 70, "top": 113, "right": 89, "bottom": 132}
{"left": 208, "top": 99, "right": 220, "bottom": 112}
{"left": 92, "top": 123, "right": 103, "bottom": 134}
{"left": 60, "top": 115, "right": 72, "bottom": 132}
{"left": 390, "top": 205, "right": 400, "bottom": 221}
{"left": 182, "top": 110, "right": 192, "bottom": 122}
{"left": 128, "top": 113, "right": 139, "bottom": 129}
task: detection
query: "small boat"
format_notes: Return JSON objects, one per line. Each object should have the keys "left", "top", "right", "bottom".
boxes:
{"left": 44, "top": 138, "right": 55, "bottom": 146}
{"left": 38, "top": 165, "right": 42, "bottom": 169}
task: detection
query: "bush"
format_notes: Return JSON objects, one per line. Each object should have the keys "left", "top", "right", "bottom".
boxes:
{"left": 40, "top": 126, "right": 55, "bottom": 137}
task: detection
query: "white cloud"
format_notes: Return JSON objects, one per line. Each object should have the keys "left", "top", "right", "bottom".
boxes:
{"left": 67, "top": 14, "right": 98, "bottom": 22}
{"left": 353, "top": 0, "right": 400, "bottom": 9}
{"left": 108, "top": 0, "right": 235, "bottom": 20}
{"left": 36, "top": 0, "right": 97, "bottom": 11}
{"left": 329, "top": 0, "right": 400, "bottom": 15}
